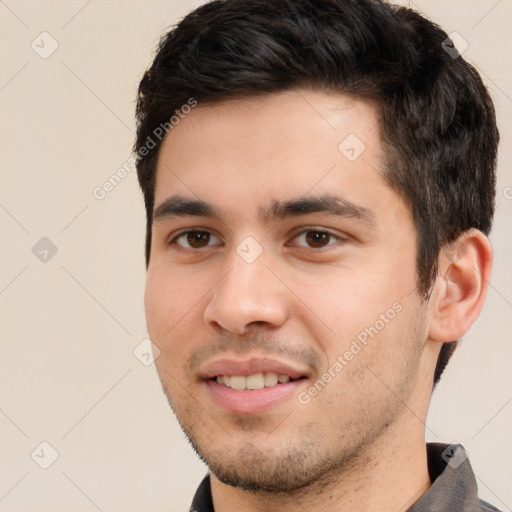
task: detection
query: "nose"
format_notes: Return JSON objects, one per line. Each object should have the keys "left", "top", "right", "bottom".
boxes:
{"left": 203, "top": 250, "right": 289, "bottom": 336}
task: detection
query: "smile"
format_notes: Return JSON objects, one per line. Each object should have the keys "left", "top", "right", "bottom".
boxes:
{"left": 214, "top": 372, "right": 302, "bottom": 390}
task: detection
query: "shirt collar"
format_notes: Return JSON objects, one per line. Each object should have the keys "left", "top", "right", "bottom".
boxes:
{"left": 407, "top": 443, "right": 479, "bottom": 511}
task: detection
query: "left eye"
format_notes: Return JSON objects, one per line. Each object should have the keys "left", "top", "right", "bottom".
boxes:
{"left": 170, "top": 230, "right": 221, "bottom": 249}
{"left": 292, "top": 230, "right": 341, "bottom": 248}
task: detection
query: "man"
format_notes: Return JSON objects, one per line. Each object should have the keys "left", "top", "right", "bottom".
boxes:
{"left": 134, "top": 0, "right": 501, "bottom": 510}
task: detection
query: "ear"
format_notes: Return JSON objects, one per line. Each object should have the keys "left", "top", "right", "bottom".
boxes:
{"left": 428, "top": 229, "right": 493, "bottom": 342}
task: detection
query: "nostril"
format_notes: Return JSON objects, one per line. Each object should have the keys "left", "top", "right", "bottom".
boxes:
{"left": 247, "top": 320, "right": 270, "bottom": 328}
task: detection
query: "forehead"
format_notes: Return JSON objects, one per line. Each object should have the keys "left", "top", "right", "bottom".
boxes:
{"left": 153, "top": 89, "right": 395, "bottom": 218}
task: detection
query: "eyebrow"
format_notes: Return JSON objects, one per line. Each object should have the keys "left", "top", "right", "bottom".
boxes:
{"left": 153, "top": 195, "right": 217, "bottom": 221}
{"left": 153, "top": 194, "right": 376, "bottom": 227}
{"left": 262, "top": 195, "right": 376, "bottom": 226}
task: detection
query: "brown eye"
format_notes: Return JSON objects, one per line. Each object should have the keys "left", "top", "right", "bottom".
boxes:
{"left": 171, "top": 230, "right": 220, "bottom": 249}
{"left": 187, "top": 231, "right": 210, "bottom": 248}
{"left": 304, "top": 231, "right": 331, "bottom": 248}
{"left": 290, "top": 229, "right": 345, "bottom": 250}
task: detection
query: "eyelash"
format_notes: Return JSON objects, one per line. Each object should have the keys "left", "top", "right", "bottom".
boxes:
{"left": 168, "top": 229, "right": 222, "bottom": 250}
{"left": 289, "top": 228, "right": 346, "bottom": 248}
{"left": 167, "top": 227, "right": 347, "bottom": 250}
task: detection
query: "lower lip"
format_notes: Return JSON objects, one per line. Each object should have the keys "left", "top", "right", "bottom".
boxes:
{"left": 205, "top": 379, "right": 306, "bottom": 414}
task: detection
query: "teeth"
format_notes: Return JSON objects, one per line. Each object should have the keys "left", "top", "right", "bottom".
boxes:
{"left": 264, "top": 372, "right": 278, "bottom": 387}
{"left": 230, "top": 376, "right": 246, "bottom": 390}
{"left": 215, "top": 372, "right": 295, "bottom": 390}
{"left": 246, "top": 373, "right": 264, "bottom": 390}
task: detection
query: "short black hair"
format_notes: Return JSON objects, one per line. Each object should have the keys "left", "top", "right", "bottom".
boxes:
{"left": 134, "top": 0, "right": 499, "bottom": 386}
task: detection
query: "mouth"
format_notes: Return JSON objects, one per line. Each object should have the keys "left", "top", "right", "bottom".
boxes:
{"left": 213, "top": 373, "right": 305, "bottom": 390}
{"left": 201, "top": 357, "right": 310, "bottom": 414}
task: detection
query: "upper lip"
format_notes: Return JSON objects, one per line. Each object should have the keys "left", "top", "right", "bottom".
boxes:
{"left": 201, "top": 357, "right": 309, "bottom": 380}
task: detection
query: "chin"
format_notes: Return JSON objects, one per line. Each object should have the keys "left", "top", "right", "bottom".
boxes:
{"left": 194, "top": 435, "right": 350, "bottom": 494}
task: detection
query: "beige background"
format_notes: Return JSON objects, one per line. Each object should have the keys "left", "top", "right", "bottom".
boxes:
{"left": 0, "top": 1, "right": 511, "bottom": 511}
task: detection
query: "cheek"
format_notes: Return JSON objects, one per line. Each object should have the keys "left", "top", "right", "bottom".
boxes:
{"left": 145, "top": 263, "right": 215, "bottom": 380}
{"left": 145, "top": 271, "right": 191, "bottom": 389}
{"left": 144, "top": 268, "right": 169, "bottom": 339}
{"left": 144, "top": 270, "right": 189, "bottom": 354}
{"left": 145, "top": 263, "right": 202, "bottom": 333}
{"left": 290, "top": 265, "right": 408, "bottom": 335}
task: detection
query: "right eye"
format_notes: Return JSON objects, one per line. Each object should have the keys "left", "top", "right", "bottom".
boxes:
{"left": 168, "top": 230, "right": 222, "bottom": 249}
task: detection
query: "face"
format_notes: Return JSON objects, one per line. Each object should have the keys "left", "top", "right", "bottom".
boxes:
{"left": 145, "top": 90, "right": 431, "bottom": 492}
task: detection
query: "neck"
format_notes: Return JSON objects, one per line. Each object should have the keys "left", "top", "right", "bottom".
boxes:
{"left": 210, "top": 413, "right": 431, "bottom": 512}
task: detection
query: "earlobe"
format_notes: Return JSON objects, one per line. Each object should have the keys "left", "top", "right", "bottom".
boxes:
{"left": 428, "top": 229, "right": 493, "bottom": 343}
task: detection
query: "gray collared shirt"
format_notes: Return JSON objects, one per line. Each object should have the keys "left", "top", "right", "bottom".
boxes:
{"left": 190, "top": 443, "right": 502, "bottom": 511}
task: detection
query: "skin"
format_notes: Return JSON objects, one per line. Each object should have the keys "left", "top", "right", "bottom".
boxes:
{"left": 144, "top": 89, "right": 492, "bottom": 511}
